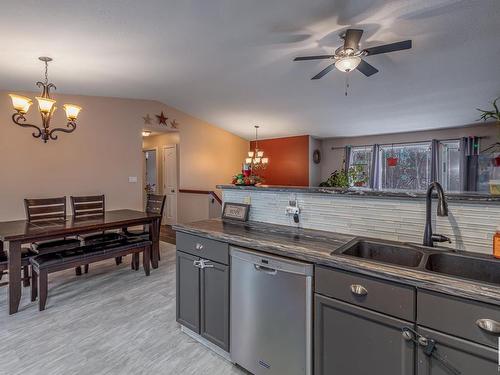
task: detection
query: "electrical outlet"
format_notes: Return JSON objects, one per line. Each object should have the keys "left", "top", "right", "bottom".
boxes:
{"left": 243, "top": 196, "right": 251, "bottom": 205}
{"left": 128, "top": 176, "right": 138, "bottom": 183}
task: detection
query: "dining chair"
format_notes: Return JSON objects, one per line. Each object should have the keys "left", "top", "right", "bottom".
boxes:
{"left": 71, "top": 195, "right": 123, "bottom": 273}
{"left": 122, "top": 194, "right": 166, "bottom": 267}
{"left": 25, "top": 197, "right": 81, "bottom": 276}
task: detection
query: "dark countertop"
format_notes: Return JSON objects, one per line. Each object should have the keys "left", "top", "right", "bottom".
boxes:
{"left": 173, "top": 219, "right": 500, "bottom": 306}
{"left": 217, "top": 185, "right": 500, "bottom": 203}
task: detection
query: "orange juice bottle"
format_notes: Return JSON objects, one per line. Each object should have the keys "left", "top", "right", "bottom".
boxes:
{"left": 494, "top": 227, "right": 500, "bottom": 259}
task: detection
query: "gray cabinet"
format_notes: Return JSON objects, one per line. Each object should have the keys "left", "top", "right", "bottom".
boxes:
{"left": 315, "top": 294, "right": 415, "bottom": 375}
{"left": 176, "top": 250, "right": 230, "bottom": 351}
{"left": 417, "top": 327, "right": 498, "bottom": 374}
{"left": 200, "top": 260, "right": 230, "bottom": 351}
{"left": 176, "top": 251, "right": 200, "bottom": 332}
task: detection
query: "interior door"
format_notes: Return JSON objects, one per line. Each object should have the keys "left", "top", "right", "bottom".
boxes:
{"left": 163, "top": 145, "right": 178, "bottom": 225}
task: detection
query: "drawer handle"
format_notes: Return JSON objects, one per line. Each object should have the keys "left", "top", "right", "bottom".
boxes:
{"left": 350, "top": 284, "right": 368, "bottom": 296}
{"left": 476, "top": 319, "right": 500, "bottom": 334}
{"left": 195, "top": 243, "right": 204, "bottom": 251}
{"left": 200, "top": 260, "right": 214, "bottom": 269}
{"left": 193, "top": 260, "right": 202, "bottom": 268}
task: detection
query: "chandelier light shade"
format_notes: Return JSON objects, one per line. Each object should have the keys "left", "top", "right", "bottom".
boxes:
{"left": 8, "top": 57, "right": 82, "bottom": 143}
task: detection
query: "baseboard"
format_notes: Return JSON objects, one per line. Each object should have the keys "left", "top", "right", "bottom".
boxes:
{"left": 180, "top": 325, "right": 232, "bottom": 362}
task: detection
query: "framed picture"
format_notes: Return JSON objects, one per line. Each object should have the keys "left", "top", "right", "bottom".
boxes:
{"left": 222, "top": 202, "right": 250, "bottom": 221}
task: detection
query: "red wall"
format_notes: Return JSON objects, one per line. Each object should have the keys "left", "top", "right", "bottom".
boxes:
{"left": 250, "top": 135, "right": 309, "bottom": 186}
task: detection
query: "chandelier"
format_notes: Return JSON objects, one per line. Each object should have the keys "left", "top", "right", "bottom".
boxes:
{"left": 245, "top": 125, "right": 269, "bottom": 168}
{"left": 9, "top": 57, "right": 82, "bottom": 143}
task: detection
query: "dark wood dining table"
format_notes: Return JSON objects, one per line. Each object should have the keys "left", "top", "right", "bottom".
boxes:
{"left": 0, "top": 209, "right": 161, "bottom": 315}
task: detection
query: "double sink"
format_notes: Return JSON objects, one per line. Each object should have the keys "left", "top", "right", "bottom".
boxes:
{"left": 332, "top": 239, "right": 500, "bottom": 286}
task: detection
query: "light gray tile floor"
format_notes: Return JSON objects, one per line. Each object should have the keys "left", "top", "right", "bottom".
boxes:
{"left": 0, "top": 242, "right": 244, "bottom": 375}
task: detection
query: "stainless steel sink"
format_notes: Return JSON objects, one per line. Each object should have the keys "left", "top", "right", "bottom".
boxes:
{"left": 333, "top": 239, "right": 424, "bottom": 268}
{"left": 425, "top": 252, "right": 500, "bottom": 286}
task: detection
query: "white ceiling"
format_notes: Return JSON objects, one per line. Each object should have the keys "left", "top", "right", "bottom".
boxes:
{"left": 1, "top": 0, "right": 499, "bottom": 140}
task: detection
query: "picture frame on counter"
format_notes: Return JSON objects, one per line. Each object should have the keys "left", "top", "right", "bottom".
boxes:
{"left": 222, "top": 202, "right": 250, "bottom": 221}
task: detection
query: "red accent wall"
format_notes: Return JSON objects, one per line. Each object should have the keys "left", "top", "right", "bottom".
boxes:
{"left": 250, "top": 135, "right": 309, "bottom": 186}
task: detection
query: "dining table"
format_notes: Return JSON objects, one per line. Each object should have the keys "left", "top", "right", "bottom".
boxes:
{"left": 0, "top": 209, "right": 161, "bottom": 315}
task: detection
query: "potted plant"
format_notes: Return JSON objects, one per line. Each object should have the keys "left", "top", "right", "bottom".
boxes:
{"left": 476, "top": 97, "right": 500, "bottom": 167}
{"left": 348, "top": 165, "right": 369, "bottom": 187}
{"left": 319, "top": 170, "right": 349, "bottom": 188}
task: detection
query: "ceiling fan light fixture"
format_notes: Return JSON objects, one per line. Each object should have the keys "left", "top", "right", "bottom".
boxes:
{"left": 335, "top": 56, "right": 361, "bottom": 72}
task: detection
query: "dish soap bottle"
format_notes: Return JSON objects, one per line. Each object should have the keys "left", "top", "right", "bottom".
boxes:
{"left": 494, "top": 227, "right": 500, "bottom": 259}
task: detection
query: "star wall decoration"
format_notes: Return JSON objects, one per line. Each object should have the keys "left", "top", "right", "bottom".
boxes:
{"left": 142, "top": 114, "right": 152, "bottom": 125}
{"left": 156, "top": 111, "right": 168, "bottom": 126}
{"left": 170, "top": 120, "right": 179, "bottom": 129}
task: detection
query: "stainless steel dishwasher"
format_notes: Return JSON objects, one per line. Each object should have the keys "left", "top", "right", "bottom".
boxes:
{"left": 230, "top": 247, "right": 313, "bottom": 375}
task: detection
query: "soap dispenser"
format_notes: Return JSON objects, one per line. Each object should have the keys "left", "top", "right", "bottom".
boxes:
{"left": 494, "top": 226, "right": 500, "bottom": 259}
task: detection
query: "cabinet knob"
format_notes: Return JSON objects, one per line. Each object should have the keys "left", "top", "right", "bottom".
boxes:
{"left": 195, "top": 243, "right": 204, "bottom": 251}
{"left": 193, "top": 260, "right": 202, "bottom": 268}
{"left": 476, "top": 319, "right": 500, "bottom": 334}
{"left": 350, "top": 284, "right": 368, "bottom": 296}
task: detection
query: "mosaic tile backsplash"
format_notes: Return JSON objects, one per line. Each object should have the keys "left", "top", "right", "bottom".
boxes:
{"left": 222, "top": 189, "right": 500, "bottom": 255}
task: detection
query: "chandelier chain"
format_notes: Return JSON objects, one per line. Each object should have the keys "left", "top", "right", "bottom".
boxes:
{"left": 44, "top": 60, "right": 49, "bottom": 85}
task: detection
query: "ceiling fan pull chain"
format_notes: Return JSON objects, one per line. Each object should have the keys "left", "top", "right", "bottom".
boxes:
{"left": 345, "top": 73, "right": 350, "bottom": 96}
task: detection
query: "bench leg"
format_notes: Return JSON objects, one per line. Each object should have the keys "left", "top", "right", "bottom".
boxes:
{"left": 84, "top": 264, "right": 89, "bottom": 274}
{"left": 31, "top": 269, "right": 38, "bottom": 302}
{"left": 133, "top": 253, "right": 140, "bottom": 271}
{"left": 23, "top": 265, "right": 30, "bottom": 287}
{"left": 75, "top": 266, "right": 82, "bottom": 276}
{"left": 115, "top": 256, "right": 122, "bottom": 266}
{"left": 143, "top": 246, "right": 150, "bottom": 276}
{"left": 39, "top": 271, "right": 48, "bottom": 311}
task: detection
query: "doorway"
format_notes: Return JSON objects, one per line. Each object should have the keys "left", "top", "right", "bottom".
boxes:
{"left": 143, "top": 149, "right": 158, "bottom": 205}
{"left": 163, "top": 145, "right": 178, "bottom": 225}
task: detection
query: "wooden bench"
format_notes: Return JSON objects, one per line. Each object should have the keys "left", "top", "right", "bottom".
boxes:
{"left": 30, "top": 237, "right": 151, "bottom": 311}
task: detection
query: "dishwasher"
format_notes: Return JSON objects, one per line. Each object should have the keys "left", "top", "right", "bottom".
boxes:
{"left": 230, "top": 247, "right": 313, "bottom": 375}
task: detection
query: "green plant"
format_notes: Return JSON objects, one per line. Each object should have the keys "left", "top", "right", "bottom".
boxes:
{"left": 477, "top": 97, "right": 500, "bottom": 122}
{"left": 348, "top": 164, "right": 369, "bottom": 186}
{"left": 319, "top": 170, "right": 349, "bottom": 188}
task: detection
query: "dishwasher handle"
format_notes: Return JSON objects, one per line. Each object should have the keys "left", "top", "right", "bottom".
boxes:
{"left": 254, "top": 264, "right": 277, "bottom": 275}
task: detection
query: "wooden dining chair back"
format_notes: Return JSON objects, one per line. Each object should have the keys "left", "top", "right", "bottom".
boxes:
{"left": 24, "top": 197, "right": 67, "bottom": 222}
{"left": 70, "top": 195, "right": 105, "bottom": 220}
{"left": 145, "top": 194, "right": 167, "bottom": 224}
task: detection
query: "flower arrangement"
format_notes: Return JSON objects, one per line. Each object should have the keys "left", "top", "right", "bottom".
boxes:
{"left": 232, "top": 173, "right": 263, "bottom": 186}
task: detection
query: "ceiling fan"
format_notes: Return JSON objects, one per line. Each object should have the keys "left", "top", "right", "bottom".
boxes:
{"left": 294, "top": 29, "right": 412, "bottom": 79}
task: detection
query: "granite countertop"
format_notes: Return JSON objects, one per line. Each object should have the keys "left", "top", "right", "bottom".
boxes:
{"left": 217, "top": 184, "right": 500, "bottom": 203}
{"left": 173, "top": 219, "right": 500, "bottom": 306}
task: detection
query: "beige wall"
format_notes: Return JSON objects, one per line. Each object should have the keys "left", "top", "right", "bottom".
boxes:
{"left": 0, "top": 89, "right": 248, "bottom": 222}
{"left": 319, "top": 123, "right": 498, "bottom": 183}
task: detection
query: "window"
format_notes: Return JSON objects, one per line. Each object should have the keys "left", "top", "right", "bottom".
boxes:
{"left": 348, "top": 146, "right": 372, "bottom": 187}
{"left": 438, "top": 140, "right": 460, "bottom": 191}
{"left": 378, "top": 142, "right": 432, "bottom": 191}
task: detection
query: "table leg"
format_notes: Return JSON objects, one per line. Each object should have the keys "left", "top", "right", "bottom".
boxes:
{"left": 8, "top": 241, "right": 22, "bottom": 315}
{"left": 150, "top": 218, "right": 160, "bottom": 269}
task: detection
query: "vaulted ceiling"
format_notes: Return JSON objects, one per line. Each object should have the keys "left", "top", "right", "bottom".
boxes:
{"left": 1, "top": 0, "right": 499, "bottom": 139}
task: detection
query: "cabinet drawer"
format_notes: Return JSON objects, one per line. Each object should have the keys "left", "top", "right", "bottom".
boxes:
{"left": 316, "top": 266, "right": 415, "bottom": 321}
{"left": 177, "top": 232, "right": 229, "bottom": 265}
{"left": 418, "top": 290, "right": 500, "bottom": 348}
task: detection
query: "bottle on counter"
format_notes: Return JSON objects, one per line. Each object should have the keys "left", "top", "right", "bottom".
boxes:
{"left": 494, "top": 226, "right": 500, "bottom": 259}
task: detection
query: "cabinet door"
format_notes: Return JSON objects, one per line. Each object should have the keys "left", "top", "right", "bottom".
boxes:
{"left": 200, "top": 260, "right": 230, "bottom": 351}
{"left": 315, "top": 294, "right": 415, "bottom": 375}
{"left": 417, "top": 327, "right": 498, "bottom": 374}
{"left": 176, "top": 251, "right": 200, "bottom": 333}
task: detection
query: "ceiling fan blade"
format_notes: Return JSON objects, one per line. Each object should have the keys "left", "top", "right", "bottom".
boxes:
{"left": 344, "top": 29, "right": 364, "bottom": 51}
{"left": 356, "top": 59, "right": 379, "bottom": 77}
{"left": 294, "top": 55, "right": 334, "bottom": 61}
{"left": 311, "top": 63, "right": 336, "bottom": 80}
{"left": 363, "top": 40, "right": 412, "bottom": 56}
